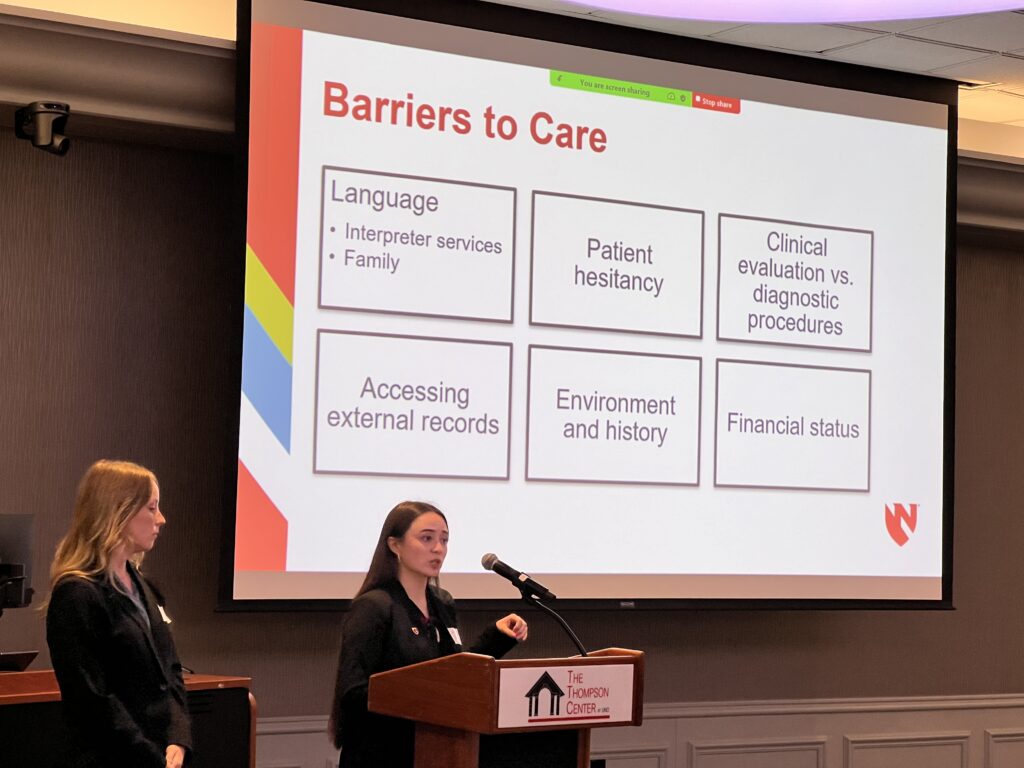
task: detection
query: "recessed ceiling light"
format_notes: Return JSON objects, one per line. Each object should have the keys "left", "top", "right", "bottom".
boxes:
{"left": 566, "top": 1, "right": 1024, "bottom": 24}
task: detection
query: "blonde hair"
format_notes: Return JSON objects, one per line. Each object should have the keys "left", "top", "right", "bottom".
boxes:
{"left": 47, "top": 459, "right": 157, "bottom": 598}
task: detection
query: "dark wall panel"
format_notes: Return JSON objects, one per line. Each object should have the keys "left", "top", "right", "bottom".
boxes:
{"left": 2, "top": 128, "right": 1023, "bottom": 716}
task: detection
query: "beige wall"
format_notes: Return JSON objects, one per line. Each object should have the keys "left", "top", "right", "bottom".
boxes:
{"left": 1, "top": 0, "right": 234, "bottom": 39}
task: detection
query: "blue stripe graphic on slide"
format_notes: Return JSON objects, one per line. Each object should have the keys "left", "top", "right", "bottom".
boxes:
{"left": 241, "top": 305, "right": 292, "bottom": 452}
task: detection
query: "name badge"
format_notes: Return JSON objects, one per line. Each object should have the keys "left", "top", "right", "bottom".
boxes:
{"left": 157, "top": 605, "right": 173, "bottom": 624}
{"left": 448, "top": 627, "right": 462, "bottom": 645}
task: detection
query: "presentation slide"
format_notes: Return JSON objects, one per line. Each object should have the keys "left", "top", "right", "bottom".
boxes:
{"left": 234, "top": 0, "right": 950, "bottom": 602}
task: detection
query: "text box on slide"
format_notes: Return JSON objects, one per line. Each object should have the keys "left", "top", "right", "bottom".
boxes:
{"left": 319, "top": 167, "right": 515, "bottom": 322}
{"left": 526, "top": 346, "right": 701, "bottom": 485}
{"left": 714, "top": 359, "right": 871, "bottom": 491}
{"left": 530, "top": 192, "right": 704, "bottom": 337}
{"left": 717, "top": 214, "right": 873, "bottom": 351}
{"left": 314, "top": 330, "right": 512, "bottom": 479}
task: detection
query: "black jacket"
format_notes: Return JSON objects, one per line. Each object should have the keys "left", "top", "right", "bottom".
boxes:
{"left": 45, "top": 565, "right": 191, "bottom": 768}
{"left": 333, "top": 582, "right": 517, "bottom": 768}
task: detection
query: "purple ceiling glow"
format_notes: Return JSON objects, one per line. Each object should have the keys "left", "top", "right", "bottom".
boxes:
{"left": 564, "top": 0, "right": 1024, "bottom": 24}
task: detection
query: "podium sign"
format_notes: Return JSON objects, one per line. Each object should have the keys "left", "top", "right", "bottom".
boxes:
{"left": 497, "top": 663, "right": 635, "bottom": 729}
{"left": 369, "top": 648, "right": 643, "bottom": 768}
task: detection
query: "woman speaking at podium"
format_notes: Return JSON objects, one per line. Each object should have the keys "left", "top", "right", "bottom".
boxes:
{"left": 330, "top": 501, "right": 528, "bottom": 767}
{"left": 45, "top": 460, "right": 190, "bottom": 768}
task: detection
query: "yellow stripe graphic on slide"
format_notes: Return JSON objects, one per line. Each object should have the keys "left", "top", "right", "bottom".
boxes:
{"left": 245, "top": 244, "right": 294, "bottom": 365}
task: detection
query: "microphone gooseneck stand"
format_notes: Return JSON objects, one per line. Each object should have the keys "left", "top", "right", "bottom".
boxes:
{"left": 519, "top": 588, "right": 589, "bottom": 657}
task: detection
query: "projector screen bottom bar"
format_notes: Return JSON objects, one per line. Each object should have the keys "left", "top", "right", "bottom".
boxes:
{"left": 232, "top": 571, "right": 941, "bottom": 601}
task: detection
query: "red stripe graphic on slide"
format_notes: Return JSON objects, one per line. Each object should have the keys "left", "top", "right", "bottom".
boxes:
{"left": 248, "top": 23, "right": 302, "bottom": 305}
{"left": 235, "top": 459, "right": 288, "bottom": 570}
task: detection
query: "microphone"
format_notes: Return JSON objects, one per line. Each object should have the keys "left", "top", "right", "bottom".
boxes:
{"left": 481, "top": 553, "right": 557, "bottom": 601}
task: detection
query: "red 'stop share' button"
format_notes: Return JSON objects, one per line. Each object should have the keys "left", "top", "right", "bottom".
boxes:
{"left": 693, "top": 92, "right": 741, "bottom": 113}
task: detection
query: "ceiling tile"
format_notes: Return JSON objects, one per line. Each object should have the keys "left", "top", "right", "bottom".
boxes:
{"left": 480, "top": 0, "right": 593, "bottom": 16}
{"left": 932, "top": 54, "right": 1024, "bottom": 86}
{"left": 826, "top": 35, "right": 992, "bottom": 72}
{"left": 835, "top": 15, "right": 974, "bottom": 34}
{"left": 709, "top": 23, "right": 882, "bottom": 53}
{"left": 958, "top": 87, "right": 1024, "bottom": 122}
{"left": 587, "top": 10, "right": 745, "bottom": 37}
{"left": 477, "top": 0, "right": 1024, "bottom": 131}
{"left": 900, "top": 11, "right": 1024, "bottom": 52}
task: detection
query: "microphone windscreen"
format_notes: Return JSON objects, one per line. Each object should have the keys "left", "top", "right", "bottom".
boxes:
{"left": 481, "top": 553, "right": 498, "bottom": 571}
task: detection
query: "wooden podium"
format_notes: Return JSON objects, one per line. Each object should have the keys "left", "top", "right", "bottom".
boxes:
{"left": 0, "top": 670, "right": 255, "bottom": 768}
{"left": 369, "top": 648, "right": 644, "bottom": 768}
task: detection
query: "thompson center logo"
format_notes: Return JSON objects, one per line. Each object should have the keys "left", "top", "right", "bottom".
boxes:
{"left": 525, "top": 669, "right": 612, "bottom": 723}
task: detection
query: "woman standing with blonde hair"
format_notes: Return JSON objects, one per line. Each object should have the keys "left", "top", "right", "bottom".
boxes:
{"left": 46, "top": 459, "right": 191, "bottom": 768}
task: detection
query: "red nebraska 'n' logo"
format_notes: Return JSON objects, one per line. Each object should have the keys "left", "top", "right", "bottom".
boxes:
{"left": 885, "top": 503, "right": 918, "bottom": 546}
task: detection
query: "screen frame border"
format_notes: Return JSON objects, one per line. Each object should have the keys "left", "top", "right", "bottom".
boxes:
{"left": 219, "top": 0, "right": 957, "bottom": 612}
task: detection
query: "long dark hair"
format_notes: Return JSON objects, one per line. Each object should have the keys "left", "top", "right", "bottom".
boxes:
{"left": 355, "top": 500, "right": 447, "bottom": 597}
{"left": 329, "top": 501, "right": 447, "bottom": 747}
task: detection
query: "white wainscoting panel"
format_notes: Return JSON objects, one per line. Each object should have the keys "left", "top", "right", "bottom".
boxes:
{"left": 985, "top": 728, "right": 1024, "bottom": 768}
{"left": 689, "top": 736, "right": 825, "bottom": 768}
{"left": 255, "top": 695, "right": 1024, "bottom": 768}
{"left": 844, "top": 731, "right": 969, "bottom": 768}
{"left": 593, "top": 745, "right": 669, "bottom": 768}
{"left": 256, "top": 716, "right": 336, "bottom": 768}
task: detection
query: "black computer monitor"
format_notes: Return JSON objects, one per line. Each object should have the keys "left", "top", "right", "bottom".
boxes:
{"left": 0, "top": 514, "right": 34, "bottom": 611}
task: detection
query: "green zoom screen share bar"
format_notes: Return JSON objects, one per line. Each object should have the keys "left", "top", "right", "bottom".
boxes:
{"left": 550, "top": 70, "right": 692, "bottom": 106}
{"left": 550, "top": 71, "right": 742, "bottom": 114}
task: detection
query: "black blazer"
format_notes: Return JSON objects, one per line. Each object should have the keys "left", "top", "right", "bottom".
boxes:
{"left": 45, "top": 565, "right": 191, "bottom": 768}
{"left": 333, "top": 582, "right": 517, "bottom": 768}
